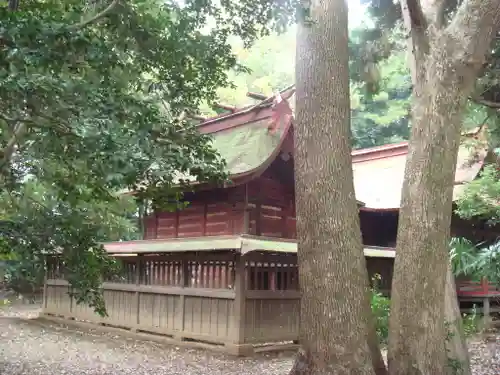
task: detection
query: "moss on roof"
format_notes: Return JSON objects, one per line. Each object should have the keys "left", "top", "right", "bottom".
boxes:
{"left": 210, "top": 118, "right": 288, "bottom": 176}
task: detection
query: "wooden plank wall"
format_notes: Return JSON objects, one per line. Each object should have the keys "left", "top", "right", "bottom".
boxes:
{"left": 45, "top": 253, "right": 238, "bottom": 347}
{"left": 243, "top": 253, "right": 299, "bottom": 344}
{"left": 144, "top": 202, "right": 246, "bottom": 240}
{"left": 247, "top": 177, "right": 296, "bottom": 239}
{"left": 43, "top": 252, "right": 302, "bottom": 354}
{"left": 143, "top": 177, "right": 298, "bottom": 240}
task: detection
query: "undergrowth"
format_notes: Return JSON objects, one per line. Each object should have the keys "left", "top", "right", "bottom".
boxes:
{"left": 370, "top": 274, "right": 481, "bottom": 348}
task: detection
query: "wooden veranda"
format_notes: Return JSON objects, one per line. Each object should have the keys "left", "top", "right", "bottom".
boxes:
{"left": 42, "top": 235, "right": 395, "bottom": 356}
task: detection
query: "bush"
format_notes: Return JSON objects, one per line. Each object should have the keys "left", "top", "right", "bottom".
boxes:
{"left": 370, "top": 274, "right": 391, "bottom": 345}
{"left": 462, "top": 305, "right": 480, "bottom": 336}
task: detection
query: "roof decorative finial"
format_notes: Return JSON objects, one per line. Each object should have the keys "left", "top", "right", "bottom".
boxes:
{"left": 268, "top": 92, "right": 289, "bottom": 135}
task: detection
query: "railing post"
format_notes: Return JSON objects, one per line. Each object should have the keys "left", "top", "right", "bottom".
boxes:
{"left": 43, "top": 258, "right": 48, "bottom": 310}
{"left": 481, "top": 277, "right": 489, "bottom": 295}
{"left": 176, "top": 256, "right": 189, "bottom": 335}
{"left": 229, "top": 253, "right": 252, "bottom": 355}
{"left": 134, "top": 254, "right": 142, "bottom": 327}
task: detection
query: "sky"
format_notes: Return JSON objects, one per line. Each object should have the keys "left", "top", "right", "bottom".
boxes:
{"left": 348, "top": 0, "right": 370, "bottom": 29}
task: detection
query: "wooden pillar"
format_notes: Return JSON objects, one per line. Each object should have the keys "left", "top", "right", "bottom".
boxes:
{"left": 43, "top": 258, "right": 48, "bottom": 310}
{"left": 202, "top": 203, "right": 208, "bottom": 236}
{"left": 175, "top": 256, "right": 189, "bottom": 336}
{"left": 68, "top": 281, "right": 73, "bottom": 317}
{"left": 174, "top": 209, "right": 180, "bottom": 238}
{"left": 134, "top": 255, "right": 142, "bottom": 327}
{"left": 243, "top": 206, "right": 251, "bottom": 234}
{"left": 483, "top": 297, "right": 491, "bottom": 327}
{"left": 229, "top": 253, "right": 252, "bottom": 355}
{"left": 154, "top": 212, "right": 159, "bottom": 239}
{"left": 242, "top": 184, "right": 251, "bottom": 235}
{"left": 255, "top": 204, "right": 262, "bottom": 236}
{"left": 481, "top": 277, "right": 489, "bottom": 295}
{"left": 281, "top": 199, "right": 293, "bottom": 238}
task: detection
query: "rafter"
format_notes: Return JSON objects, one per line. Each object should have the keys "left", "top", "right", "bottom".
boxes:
{"left": 471, "top": 95, "right": 500, "bottom": 109}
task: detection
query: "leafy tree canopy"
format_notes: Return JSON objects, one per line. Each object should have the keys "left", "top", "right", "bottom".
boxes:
{"left": 0, "top": 0, "right": 297, "bottom": 314}
{"left": 200, "top": 23, "right": 413, "bottom": 149}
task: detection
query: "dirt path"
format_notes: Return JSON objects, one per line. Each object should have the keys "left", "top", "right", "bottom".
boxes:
{"left": 0, "top": 304, "right": 292, "bottom": 375}
{"left": 0, "top": 304, "right": 499, "bottom": 374}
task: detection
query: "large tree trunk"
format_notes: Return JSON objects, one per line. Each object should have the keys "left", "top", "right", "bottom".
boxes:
{"left": 290, "top": 0, "right": 383, "bottom": 374}
{"left": 388, "top": 2, "right": 500, "bottom": 375}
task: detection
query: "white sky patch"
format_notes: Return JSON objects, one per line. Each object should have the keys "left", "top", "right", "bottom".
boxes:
{"left": 349, "top": 0, "right": 371, "bottom": 29}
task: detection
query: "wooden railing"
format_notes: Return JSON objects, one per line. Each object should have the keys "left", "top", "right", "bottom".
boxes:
{"left": 43, "top": 252, "right": 301, "bottom": 355}
{"left": 456, "top": 278, "right": 500, "bottom": 297}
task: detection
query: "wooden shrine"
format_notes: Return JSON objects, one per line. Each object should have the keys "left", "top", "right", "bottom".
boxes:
{"left": 43, "top": 86, "right": 500, "bottom": 355}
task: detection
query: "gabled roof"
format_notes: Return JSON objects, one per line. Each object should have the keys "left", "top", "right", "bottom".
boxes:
{"left": 351, "top": 128, "right": 489, "bottom": 210}
{"left": 193, "top": 86, "right": 295, "bottom": 182}
{"left": 189, "top": 88, "right": 490, "bottom": 210}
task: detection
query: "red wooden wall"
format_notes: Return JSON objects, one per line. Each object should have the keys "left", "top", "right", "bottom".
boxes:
{"left": 144, "top": 202, "right": 247, "bottom": 239}
{"left": 246, "top": 176, "right": 296, "bottom": 238}
{"left": 143, "top": 175, "right": 296, "bottom": 240}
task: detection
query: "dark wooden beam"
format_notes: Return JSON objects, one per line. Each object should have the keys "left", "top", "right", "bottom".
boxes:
{"left": 246, "top": 92, "right": 267, "bottom": 101}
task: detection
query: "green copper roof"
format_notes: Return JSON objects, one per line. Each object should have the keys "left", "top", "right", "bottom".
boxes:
{"left": 209, "top": 118, "right": 288, "bottom": 176}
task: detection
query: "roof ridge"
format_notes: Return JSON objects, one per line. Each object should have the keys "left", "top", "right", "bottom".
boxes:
{"left": 198, "top": 85, "right": 296, "bottom": 127}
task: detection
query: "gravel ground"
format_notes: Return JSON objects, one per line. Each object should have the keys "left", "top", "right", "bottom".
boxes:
{"left": 0, "top": 303, "right": 499, "bottom": 375}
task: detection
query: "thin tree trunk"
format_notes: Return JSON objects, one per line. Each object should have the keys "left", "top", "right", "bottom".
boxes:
{"left": 388, "top": 2, "right": 500, "bottom": 375}
{"left": 290, "top": 0, "right": 382, "bottom": 373}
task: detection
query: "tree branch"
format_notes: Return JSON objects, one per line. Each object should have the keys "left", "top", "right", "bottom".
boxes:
{"left": 0, "top": 113, "right": 21, "bottom": 124}
{"left": 8, "top": 0, "right": 19, "bottom": 11}
{"left": 68, "top": 0, "right": 120, "bottom": 30}
{"left": 405, "top": 0, "right": 428, "bottom": 30}
{"left": 0, "top": 122, "right": 27, "bottom": 169}
{"left": 445, "top": 0, "right": 500, "bottom": 67}
{"left": 419, "top": 0, "right": 447, "bottom": 28}
{"left": 470, "top": 95, "right": 500, "bottom": 109}
{"left": 400, "top": 0, "right": 430, "bottom": 84}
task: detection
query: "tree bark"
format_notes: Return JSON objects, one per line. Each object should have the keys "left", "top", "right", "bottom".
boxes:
{"left": 290, "top": 0, "right": 383, "bottom": 374}
{"left": 388, "top": 2, "right": 500, "bottom": 375}
{"left": 444, "top": 265, "right": 471, "bottom": 375}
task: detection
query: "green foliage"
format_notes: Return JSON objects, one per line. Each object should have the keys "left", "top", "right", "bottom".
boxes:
{"left": 0, "top": 181, "right": 135, "bottom": 313}
{"left": 369, "top": 269, "right": 480, "bottom": 348}
{"left": 445, "top": 307, "right": 480, "bottom": 375}
{"left": 0, "top": 0, "right": 298, "bottom": 314}
{"left": 200, "top": 29, "right": 296, "bottom": 113}
{"left": 462, "top": 306, "right": 480, "bottom": 337}
{"left": 370, "top": 274, "right": 390, "bottom": 344}
{"left": 472, "top": 242, "right": 500, "bottom": 285}
{"left": 450, "top": 237, "right": 482, "bottom": 277}
{"left": 351, "top": 49, "right": 411, "bottom": 148}
{"left": 204, "top": 25, "right": 412, "bottom": 149}
{"left": 450, "top": 237, "right": 500, "bottom": 287}
{"left": 455, "top": 165, "right": 500, "bottom": 224}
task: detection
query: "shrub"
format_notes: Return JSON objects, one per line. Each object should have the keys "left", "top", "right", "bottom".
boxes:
{"left": 462, "top": 305, "right": 480, "bottom": 337}
{"left": 370, "top": 274, "right": 391, "bottom": 344}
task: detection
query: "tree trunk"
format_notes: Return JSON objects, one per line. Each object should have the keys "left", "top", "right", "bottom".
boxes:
{"left": 445, "top": 265, "right": 471, "bottom": 375}
{"left": 290, "top": 0, "right": 383, "bottom": 374}
{"left": 388, "top": 2, "right": 500, "bottom": 375}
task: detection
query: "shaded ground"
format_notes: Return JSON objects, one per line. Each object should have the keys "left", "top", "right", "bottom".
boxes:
{"left": 0, "top": 303, "right": 499, "bottom": 374}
